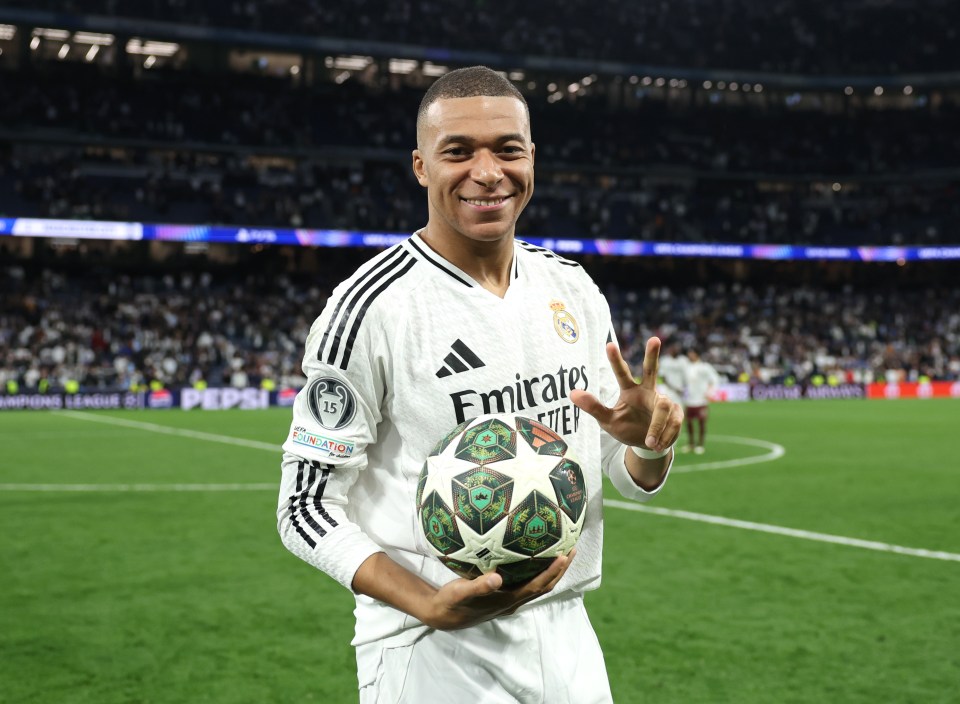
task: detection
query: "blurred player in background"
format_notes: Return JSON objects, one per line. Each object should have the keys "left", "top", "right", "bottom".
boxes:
{"left": 658, "top": 342, "right": 689, "bottom": 407}
{"left": 276, "top": 66, "right": 683, "bottom": 703}
{"left": 682, "top": 348, "right": 721, "bottom": 454}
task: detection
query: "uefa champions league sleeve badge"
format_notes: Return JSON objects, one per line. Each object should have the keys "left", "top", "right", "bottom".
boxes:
{"left": 550, "top": 299, "right": 580, "bottom": 344}
{"left": 305, "top": 377, "right": 358, "bottom": 430}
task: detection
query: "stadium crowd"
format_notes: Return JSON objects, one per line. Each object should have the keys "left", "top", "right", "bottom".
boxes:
{"left": 6, "top": 0, "right": 959, "bottom": 74}
{"left": 3, "top": 64, "right": 959, "bottom": 245}
{"left": 2, "top": 2, "right": 958, "bottom": 399}
{"left": 6, "top": 67, "right": 960, "bottom": 175}
{"left": 2, "top": 262, "right": 958, "bottom": 396}
{"left": 3, "top": 146, "right": 956, "bottom": 246}
{"left": 0, "top": 263, "right": 321, "bottom": 394}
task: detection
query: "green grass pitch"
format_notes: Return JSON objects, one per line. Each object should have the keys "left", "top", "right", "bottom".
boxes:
{"left": 1, "top": 399, "right": 957, "bottom": 703}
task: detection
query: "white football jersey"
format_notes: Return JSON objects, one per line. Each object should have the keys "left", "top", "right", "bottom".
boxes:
{"left": 277, "top": 231, "right": 669, "bottom": 648}
{"left": 685, "top": 360, "right": 721, "bottom": 406}
{"left": 658, "top": 354, "right": 689, "bottom": 403}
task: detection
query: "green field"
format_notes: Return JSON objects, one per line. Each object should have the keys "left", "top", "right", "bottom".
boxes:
{"left": 1, "top": 400, "right": 958, "bottom": 703}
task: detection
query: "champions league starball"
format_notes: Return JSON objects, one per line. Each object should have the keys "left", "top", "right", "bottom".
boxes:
{"left": 416, "top": 413, "right": 587, "bottom": 586}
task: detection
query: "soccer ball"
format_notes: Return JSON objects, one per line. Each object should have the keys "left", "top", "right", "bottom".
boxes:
{"left": 416, "top": 413, "right": 587, "bottom": 587}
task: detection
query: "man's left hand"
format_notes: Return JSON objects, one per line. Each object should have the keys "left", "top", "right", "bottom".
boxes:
{"left": 570, "top": 336, "right": 684, "bottom": 453}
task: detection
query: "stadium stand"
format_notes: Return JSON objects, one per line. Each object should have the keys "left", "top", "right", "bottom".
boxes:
{"left": 2, "top": 63, "right": 959, "bottom": 244}
{"left": 5, "top": 147, "right": 957, "bottom": 245}
{"left": 2, "top": 253, "right": 958, "bottom": 394}
{"left": 1, "top": 2, "right": 959, "bottom": 395}
{"left": 3, "top": 0, "right": 959, "bottom": 73}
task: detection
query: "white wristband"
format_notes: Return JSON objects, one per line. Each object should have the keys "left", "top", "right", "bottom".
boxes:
{"left": 630, "top": 443, "right": 674, "bottom": 460}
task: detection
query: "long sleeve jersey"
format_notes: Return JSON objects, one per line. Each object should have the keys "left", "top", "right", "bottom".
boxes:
{"left": 684, "top": 360, "right": 721, "bottom": 406}
{"left": 277, "top": 231, "right": 670, "bottom": 648}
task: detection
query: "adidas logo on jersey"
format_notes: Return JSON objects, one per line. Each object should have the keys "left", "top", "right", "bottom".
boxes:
{"left": 435, "top": 339, "right": 486, "bottom": 378}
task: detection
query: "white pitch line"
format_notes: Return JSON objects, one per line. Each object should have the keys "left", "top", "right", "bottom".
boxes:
{"left": 52, "top": 409, "right": 279, "bottom": 452}
{"left": 672, "top": 434, "right": 785, "bottom": 473}
{"left": 52, "top": 413, "right": 784, "bottom": 471}
{"left": 15, "top": 410, "right": 954, "bottom": 564}
{"left": 604, "top": 499, "right": 960, "bottom": 563}
{"left": 0, "top": 483, "right": 276, "bottom": 492}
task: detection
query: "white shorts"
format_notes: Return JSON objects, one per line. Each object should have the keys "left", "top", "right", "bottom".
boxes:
{"left": 358, "top": 592, "right": 612, "bottom": 704}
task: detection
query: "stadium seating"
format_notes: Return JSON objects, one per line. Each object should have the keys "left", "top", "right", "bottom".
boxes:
{"left": 1, "top": 2, "right": 958, "bottom": 392}
{"left": 3, "top": 64, "right": 959, "bottom": 244}
{"left": 5, "top": 0, "right": 959, "bottom": 73}
{"left": 2, "top": 260, "right": 957, "bottom": 393}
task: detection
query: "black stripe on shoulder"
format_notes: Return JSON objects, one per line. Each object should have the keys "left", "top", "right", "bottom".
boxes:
{"left": 298, "top": 461, "right": 329, "bottom": 539}
{"left": 324, "top": 250, "right": 413, "bottom": 367}
{"left": 517, "top": 241, "right": 581, "bottom": 268}
{"left": 339, "top": 255, "right": 418, "bottom": 370}
{"left": 289, "top": 461, "right": 317, "bottom": 548}
{"left": 408, "top": 237, "right": 473, "bottom": 287}
{"left": 319, "top": 246, "right": 405, "bottom": 364}
{"left": 310, "top": 461, "right": 339, "bottom": 529}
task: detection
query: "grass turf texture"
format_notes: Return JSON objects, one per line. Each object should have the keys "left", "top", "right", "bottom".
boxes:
{"left": 1, "top": 400, "right": 957, "bottom": 703}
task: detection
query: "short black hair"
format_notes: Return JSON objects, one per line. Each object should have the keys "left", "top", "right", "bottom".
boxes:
{"left": 416, "top": 65, "right": 529, "bottom": 146}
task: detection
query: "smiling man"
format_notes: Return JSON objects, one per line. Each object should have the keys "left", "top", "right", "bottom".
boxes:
{"left": 277, "top": 66, "right": 684, "bottom": 703}
{"left": 416, "top": 89, "right": 533, "bottom": 224}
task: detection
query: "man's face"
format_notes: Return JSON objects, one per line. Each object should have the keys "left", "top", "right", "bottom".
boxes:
{"left": 413, "top": 95, "right": 534, "bottom": 244}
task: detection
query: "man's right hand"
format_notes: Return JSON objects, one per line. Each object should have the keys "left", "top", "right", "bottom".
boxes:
{"left": 424, "top": 549, "right": 575, "bottom": 630}
{"left": 352, "top": 549, "right": 575, "bottom": 631}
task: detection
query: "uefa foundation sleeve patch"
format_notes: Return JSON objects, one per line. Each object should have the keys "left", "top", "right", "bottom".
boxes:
{"left": 289, "top": 426, "right": 356, "bottom": 459}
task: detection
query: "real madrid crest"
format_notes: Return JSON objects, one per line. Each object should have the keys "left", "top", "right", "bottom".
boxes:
{"left": 550, "top": 299, "right": 580, "bottom": 344}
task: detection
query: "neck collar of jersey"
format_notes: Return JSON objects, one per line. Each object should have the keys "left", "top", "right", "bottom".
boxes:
{"left": 405, "top": 229, "right": 519, "bottom": 289}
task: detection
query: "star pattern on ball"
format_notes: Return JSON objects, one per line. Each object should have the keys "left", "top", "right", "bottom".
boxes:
{"left": 417, "top": 413, "right": 586, "bottom": 583}
{"left": 488, "top": 437, "right": 567, "bottom": 509}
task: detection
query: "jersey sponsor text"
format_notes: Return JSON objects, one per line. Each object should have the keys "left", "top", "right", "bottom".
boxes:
{"left": 450, "top": 365, "right": 587, "bottom": 434}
